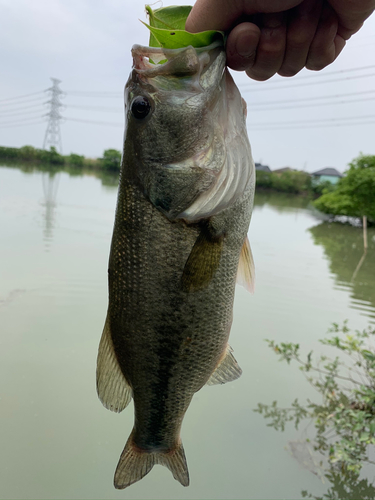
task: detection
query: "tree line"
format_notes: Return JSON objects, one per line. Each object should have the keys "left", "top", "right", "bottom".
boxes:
{"left": 1, "top": 145, "right": 373, "bottom": 224}
{"left": 0, "top": 145, "right": 122, "bottom": 171}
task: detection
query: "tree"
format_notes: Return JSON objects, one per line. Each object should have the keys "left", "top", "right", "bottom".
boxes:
{"left": 19, "top": 145, "right": 38, "bottom": 161}
{"left": 101, "top": 149, "right": 121, "bottom": 171}
{"left": 68, "top": 153, "right": 84, "bottom": 167}
{"left": 314, "top": 154, "right": 375, "bottom": 224}
{"left": 39, "top": 146, "right": 64, "bottom": 165}
{"left": 256, "top": 169, "right": 312, "bottom": 194}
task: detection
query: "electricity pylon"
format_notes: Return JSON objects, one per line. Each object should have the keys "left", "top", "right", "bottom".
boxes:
{"left": 43, "top": 78, "right": 63, "bottom": 153}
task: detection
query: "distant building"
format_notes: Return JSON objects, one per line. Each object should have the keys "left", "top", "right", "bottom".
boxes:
{"left": 255, "top": 162, "right": 271, "bottom": 173}
{"left": 311, "top": 167, "right": 343, "bottom": 185}
{"left": 273, "top": 167, "right": 295, "bottom": 175}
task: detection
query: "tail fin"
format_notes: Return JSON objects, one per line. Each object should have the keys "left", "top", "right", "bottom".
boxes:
{"left": 114, "top": 431, "right": 189, "bottom": 489}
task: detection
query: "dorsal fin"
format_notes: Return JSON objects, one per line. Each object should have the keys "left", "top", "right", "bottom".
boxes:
{"left": 236, "top": 236, "right": 255, "bottom": 293}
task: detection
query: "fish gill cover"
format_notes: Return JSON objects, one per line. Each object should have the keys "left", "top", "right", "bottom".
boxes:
{"left": 143, "top": 5, "right": 224, "bottom": 51}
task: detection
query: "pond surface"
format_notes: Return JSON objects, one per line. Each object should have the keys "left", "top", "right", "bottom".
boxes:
{"left": 1, "top": 164, "right": 375, "bottom": 499}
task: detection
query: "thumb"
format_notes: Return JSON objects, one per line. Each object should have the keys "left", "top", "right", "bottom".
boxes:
{"left": 185, "top": 0, "right": 304, "bottom": 32}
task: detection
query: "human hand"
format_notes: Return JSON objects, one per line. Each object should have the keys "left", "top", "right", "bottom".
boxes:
{"left": 185, "top": 0, "right": 375, "bottom": 80}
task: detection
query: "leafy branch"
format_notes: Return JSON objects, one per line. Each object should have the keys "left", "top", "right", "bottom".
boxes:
{"left": 255, "top": 322, "right": 375, "bottom": 475}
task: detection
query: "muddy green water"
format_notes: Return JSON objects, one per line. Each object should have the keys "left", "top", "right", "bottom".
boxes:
{"left": 1, "top": 164, "right": 375, "bottom": 499}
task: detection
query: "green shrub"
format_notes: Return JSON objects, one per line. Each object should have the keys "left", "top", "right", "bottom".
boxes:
{"left": 256, "top": 169, "right": 312, "bottom": 194}
{"left": 67, "top": 153, "right": 84, "bottom": 167}
{"left": 314, "top": 154, "right": 375, "bottom": 222}
{"left": 255, "top": 170, "right": 273, "bottom": 189}
{"left": 256, "top": 322, "right": 375, "bottom": 475}
{"left": 101, "top": 149, "right": 122, "bottom": 171}
{"left": 39, "top": 147, "right": 65, "bottom": 165}
{"left": 19, "top": 145, "right": 38, "bottom": 161}
{"left": 0, "top": 146, "right": 20, "bottom": 160}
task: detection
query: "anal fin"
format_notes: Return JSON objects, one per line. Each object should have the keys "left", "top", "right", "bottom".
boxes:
{"left": 236, "top": 236, "right": 255, "bottom": 293}
{"left": 96, "top": 314, "right": 132, "bottom": 413}
{"left": 206, "top": 344, "right": 242, "bottom": 386}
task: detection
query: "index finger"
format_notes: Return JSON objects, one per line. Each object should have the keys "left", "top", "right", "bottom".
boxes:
{"left": 185, "top": 0, "right": 305, "bottom": 33}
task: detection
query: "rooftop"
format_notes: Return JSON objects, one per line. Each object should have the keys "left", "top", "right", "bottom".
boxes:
{"left": 311, "top": 167, "right": 343, "bottom": 177}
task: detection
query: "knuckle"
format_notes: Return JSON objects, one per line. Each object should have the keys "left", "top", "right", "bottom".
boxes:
{"left": 306, "top": 46, "right": 336, "bottom": 71}
{"left": 287, "top": 31, "right": 312, "bottom": 50}
{"left": 259, "top": 40, "right": 284, "bottom": 58}
{"left": 245, "top": 68, "right": 275, "bottom": 81}
{"left": 278, "top": 66, "right": 300, "bottom": 77}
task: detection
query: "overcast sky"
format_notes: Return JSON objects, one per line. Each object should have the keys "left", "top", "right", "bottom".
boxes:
{"left": 1, "top": 0, "right": 374, "bottom": 173}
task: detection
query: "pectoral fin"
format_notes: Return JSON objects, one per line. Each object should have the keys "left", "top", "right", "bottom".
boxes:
{"left": 206, "top": 344, "right": 242, "bottom": 385}
{"left": 236, "top": 236, "right": 255, "bottom": 293}
{"left": 181, "top": 227, "right": 223, "bottom": 292}
{"left": 96, "top": 314, "right": 132, "bottom": 412}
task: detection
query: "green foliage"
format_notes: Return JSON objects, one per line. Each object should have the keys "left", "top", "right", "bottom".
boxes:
{"left": 39, "top": 146, "right": 64, "bottom": 165}
{"left": 0, "top": 146, "right": 19, "bottom": 160}
{"left": 256, "top": 169, "right": 312, "bottom": 194}
{"left": 311, "top": 180, "right": 336, "bottom": 197}
{"left": 314, "top": 154, "right": 375, "bottom": 222}
{"left": 19, "top": 145, "right": 38, "bottom": 161}
{"left": 255, "top": 170, "right": 273, "bottom": 189}
{"left": 67, "top": 153, "right": 84, "bottom": 167}
{"left": 0, "top": 145, "right": 121, "bottom": 173}
{"left": 144, "top": 5, "right": 224, "bottom": 49}
{"left": 256, "top": 322, "right": 375, "bottom": 475}
{"left": 101, "top": 149, "right": 121, "bottom": 171}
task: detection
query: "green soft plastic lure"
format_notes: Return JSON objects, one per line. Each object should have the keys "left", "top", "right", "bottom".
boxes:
{"left": 143, "top": 5, "right": 224, "bottom": 51}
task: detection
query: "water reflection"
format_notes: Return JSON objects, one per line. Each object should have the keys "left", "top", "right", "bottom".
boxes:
{"left": 287, "top": 441, "right": 375, "bottom": 499}
{"left": 302, "top": 469, "right": 375, "bottom": 499}
{"left": 41, "top": 171, "right": 60, "bottom": 248}
{"left": 2, "top": 160, "right": 119, "bottom": 190}
{"left": 254, "top": 190, "right": 311, "bottom": 212}
{"left": 309, "top": 222, "right": 375, "bottom": 322}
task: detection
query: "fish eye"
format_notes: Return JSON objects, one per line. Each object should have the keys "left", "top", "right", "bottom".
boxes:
{"left": 131, "top": 96, "right": 151, "bottom": 120}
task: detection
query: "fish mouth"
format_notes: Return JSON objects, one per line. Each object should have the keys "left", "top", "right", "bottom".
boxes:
{"left": 131, "top": 42, "right": 223, "bottom": 82}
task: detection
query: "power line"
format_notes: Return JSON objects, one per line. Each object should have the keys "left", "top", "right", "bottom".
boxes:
{"left": 0, "top": 95, "right": 48, "bottom": 108}
{"left": 249, "top": 113, "right": 375, "bottom": 127}
{"left": 65, "top": 91, "right": 122, "bottom": 98}
{"left": 0, "top": 115, "right": 46, "bottom": 126}
{"left": 240, "top": 72, "right": 375, "bottom": 92}
{"left": 65, "top": 117, "right": 123, "bottom": 127}
{"left": 0, "top": 103, "right": 48, "bottom": 115}
{"left": 0, "top": 108, "right": 48, "bottom": 119}
{"left": 247, "top": 89, "right": 375, "bottom": 107}
{"left": 0, "top": 90, "right": 45, "bottom": 103}
{"left": 0, "top": 120, "right": 46, "bottom": 129}
{"left": 67, "top": 104, "right": 121, "bottom": 112}
{"left": 248, "top": 120, "right": 375, "bottom": 130}
{"left": 239, "top": 64, "right": 375, "bottom": 88}
{"left": 249, "top": 95, "right": 375, "bottom": 112}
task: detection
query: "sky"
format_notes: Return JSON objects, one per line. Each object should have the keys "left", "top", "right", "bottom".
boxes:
{"left": 1, "top": 0, "right": 374, "bottom": 173}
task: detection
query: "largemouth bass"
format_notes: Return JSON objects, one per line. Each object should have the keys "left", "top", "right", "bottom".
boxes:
{"left": 96, "top": 41, "right": 255, "bottom": 489}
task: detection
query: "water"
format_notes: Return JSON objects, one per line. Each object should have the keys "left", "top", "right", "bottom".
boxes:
{"left": 1, "top": 164, "right": 375, "bottom": 499}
